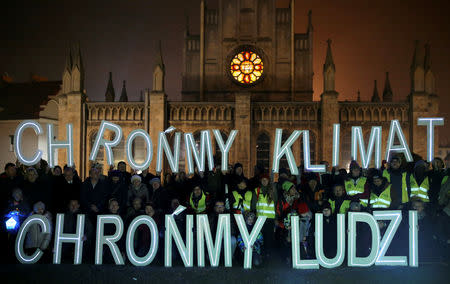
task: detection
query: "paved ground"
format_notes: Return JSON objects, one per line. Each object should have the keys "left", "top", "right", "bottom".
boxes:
{"left": 2, "top": 261, "right": 449, "bottom": 284}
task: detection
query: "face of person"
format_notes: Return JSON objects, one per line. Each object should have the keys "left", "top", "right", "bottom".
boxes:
{"left": 145, "top": 205, "right": 155, "bottom": 217}
{"left": 152, "top": 181, "right": 160, "bottom": 190}
{"left": 237, "top": 181, "right": 246, "bottom": 190}
{"left": 412, "top": 201, "right": 424, "bottom": 214}
{"left": 13, "top": 191, "right": 23, "bottom": 202}
{"left": 6, "top": 166, "right": 16, "bottom": 177}
{"left": 246, "top": 214, "right": 255, "bottom": 226}
{"left": 214, "top": 202, "right": 225, "bottom": 214}
{"left": 118, "top": 163, "right": 126, "bottom": 172}
{"left": 89, "top": 168, "right": 100, "bottom": 181}
{"left": 288, "top": 186, "right": 297, "bottom": 197}
{"left": 373, "top": 177, "right": 383, "bottom": 187}
{"left": 35, "top": 207, "right": 45, "bottom": 215}
{"left": 132, "top": 179, "right": 141, "bottom": 187}
{"left": 109, "top": 201, "right": 119, "bottom": 214}
{"left": 261, "top": 177, "right": 269, "bottom": 187}
{"left": 132, "top": 199, "right": 142, "bottom": 211}
{"left": 435, "top": 159, "right": 443, "bottom": 169}
{"left": 390, "top": 159, "right": 400, "bottom": 170}
{"left": 27, "top": 170, "right": 38, "bottom": 183}
{"left": 69, "top": 200, "right": 80, "bottom": 213}
{"left": 351, "top": 167, "right": 360, "bottom": 177}
{"left": 334, "top": 186, "right": 344, "bottom": 197}
{"left": 53, "top": 167, "right": 62, "bottom": 176}
{"left": 64, "top": 168, "right": 74, "bottom": 181}
{"left": 171, "top": 199, "right": 180, "bottom": 209}
{"left": 308, "top": 179, "right": 317, "bottom": 190}
{"left": 322, "top": 208, "right": 331, "bottom": 217}
{"left": 193, "top": 187, "right": 202, "bottom": 197}
{"left": 235, "top": 167, "right": 243, "bottom": 176}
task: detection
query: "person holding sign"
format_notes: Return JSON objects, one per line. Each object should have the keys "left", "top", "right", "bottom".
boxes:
{"left": 345, "top": 161, "right": 367, "bottom": 197}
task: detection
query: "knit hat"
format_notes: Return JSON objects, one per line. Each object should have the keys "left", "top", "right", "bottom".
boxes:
{"left": 390, "top": 155, "right": 401, "bottom": 163}
{"left": 372, "top": 169, "right": 383, "bottom": 180}
{"left": 349, "top": 160, "right": 360, "bottom": 170}
{"left": 131, "top": 175, "right": 142, "bottom": 183}
{"left": 149, "top": 177, "right": 161, "bottom": 185}
{"left": 282, "top": 181, "right": 294, "bottom": 192}
{"left": 33, "top": 201, "right": 45, "bottom": 212}
{"left": 321, "top": 201, "right": 332, "bottom": 211}
{"left": 234, "top": 163, "right": 243, "bottom": 170}
{"left": 414, "top": 160, "right": 427, "bottom": 170}
{"left": 260, "top": 173, "right": 270, "bottom": 180}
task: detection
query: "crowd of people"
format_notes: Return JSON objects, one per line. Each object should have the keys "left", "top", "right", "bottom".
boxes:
{"left": 1, "top": 154, "right": 449, "bottom": 266}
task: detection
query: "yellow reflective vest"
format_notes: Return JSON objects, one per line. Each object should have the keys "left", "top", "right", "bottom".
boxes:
{"left": 360, "top": 184, "right": 392, "bottom": 209}
{"left": 232, "top": 190, "right": 251, "bottom": 212}
{"left": 382, "top": 169, "right": 419, "bottom": 204}
{"left": 329, "top": 199, "right": 351, "bottom": 214}
{"left": 189, "top": 192, "right": 207, "bottom": 213}
{"left": 344, "top": 177, "right": 367, "bottom": 196}
{"left": 249, "top": 187, "right": 276, "bottom": 219}
{"left": 411, "top": 176, "right": 430, "bottom": 202}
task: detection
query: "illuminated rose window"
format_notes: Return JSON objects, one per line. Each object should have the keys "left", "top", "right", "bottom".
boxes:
{"left": 230, "top": 51, "right": 263, "bottom": 85}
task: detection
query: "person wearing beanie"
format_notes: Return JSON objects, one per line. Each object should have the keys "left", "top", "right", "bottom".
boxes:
{"left": 328, "top": 184, "right": 351, "bottom": 215}
{"left": 188, "top": 184, "right": 210, "bottom": 214}
{"left": 301, "top": 172, "right": 325, "bottom": 213}
{"left": 411, "top": 160, "right": 431, "bottom": 203}
{"left": 236, "top": 211, "right": 264, "bottom": 267}
{"left": 276, "top": 181, "right": 312, "bottom": 263}
{"left": 128, "top": 174, "right": 149, "bottom": 206}
{"left": 320, "top": 201, "right": 338, "bottom": 259}
{"left": 245, "top": 173, "right": 277, "bottom": 250}
{"left": 24, "top": 201, "right": 52, "bottom": 254}
{"left": 149, "top": 177, "right": 169, "bottom": 213}
{"left": 360, "top": 172, "right": 392, "bottom": 210}
{"left": 108, "top": 170, "right": 128, "bottom": 215}
{"left": 228, "top": 177, "right": 251, "bottom": 214}
{"left": 383, "top": 155, "right": 419, "bottom": 209}
{"left": 345, "top": 160, "right": 367, "bottom": 198}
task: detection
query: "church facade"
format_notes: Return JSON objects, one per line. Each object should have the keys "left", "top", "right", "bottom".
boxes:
{"left": 52, "top": 0, "right": 439, "bottom": 178}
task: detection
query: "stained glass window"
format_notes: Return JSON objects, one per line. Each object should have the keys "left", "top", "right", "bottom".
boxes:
{"left": 230, "top": 51, "right": 263, "bottom": 84}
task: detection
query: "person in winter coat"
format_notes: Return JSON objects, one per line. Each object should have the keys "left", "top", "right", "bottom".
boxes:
{"left": 360, "top": 171, "right": 392, "bottom": 210}
{"left": 108, "top": 170, "right": 128, "bottom": 215}
{"left": 320, "top": 201, "right": 337, "bottom": 258}
{"left": 345, "top": 160, "right": 367, "bottom": 198}
{"left": 149, "top": 178, "right": 169, "bottom": 213}
{"left": 188, "top": 184, "right": 210, "bottom": 214}
{"left": 228, "top": 177, "right": 251, "bottom": 214}
{"left": 328, "top": 184, "right": 351, "bottom": 215}
{"left": 237, "top": 211, "right": 264, "bottom": 267}
{"left": 52, "top": 166, "right": 81, "bottom": 214}
{"left": 127, "top": 175, "right": 150, "bottom": 206}
{"left": 24, "top": 201, "right": 52, "bottom": 254}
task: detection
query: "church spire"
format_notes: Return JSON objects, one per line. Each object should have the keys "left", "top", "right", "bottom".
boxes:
{"left": 424, "top": 42, "right": 436, "bottom": 95}
{"left": 105, "top": 72, "right": 115, "bottom": 102}
{"left": 323, "top": 39, "right": 336, "bottom": 93}
{"left": 383, "top": 72, "right": 393, "bottom": 102}
{"left": 153, "top": 41, "right": 165, "bottom": 92}
{"left": 371, "top": 80, "right": 380, "bottom": 102}
{"left": 119, "top": 80, "right": 128, "bottom": 102}
{"left": 64, "top": 47, "right": 73, "bottom": 73}
{"left": 410, "top": 40, "right": 425, "bottom": 92}
{"left": 72, "top": 41, "right": 83, "bottom": 72}
{"left": 156, "top": 40, "right": 165, "bottom": 71}
{"left": 424, "top": 42, "right": 432, "bottom": 71}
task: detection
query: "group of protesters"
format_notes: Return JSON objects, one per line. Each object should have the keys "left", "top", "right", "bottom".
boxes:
{"left": 1, "top": 153, "right": 449, "bottom": 266}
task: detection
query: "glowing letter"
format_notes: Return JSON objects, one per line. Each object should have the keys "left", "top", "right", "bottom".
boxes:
{"left": 291, "top": 215, "right": 319, "bottom": 269}
{"left": 272, "top": 129, "right": 301, "bottom": 175}
{"left": 409, "top": 210, "right": 418, "bottom": 267}
{"left": 185, "top": 130, "right": 214, "bottom": 174}
{"left": 164, "top": 207, "right": 194, "bottom": 267}
{"left": 417, "top": 117, "right": 444, "bottom": 162}
{"left": 47, "top": 123, "right": 74, "bottom": 168}
{"left": 14, "top": 120, "right": 43, "bottom": 166}
{"left": 373, "top": 211, "right": 406, "bottom": 266}
{"left": 156, "top": 131, "right": 180, "bottom": 173}
{"left": 315, "top": 213, "right": 345, "bottom": 268}
{"left": 348, "top": 212, "right": 380, "bottom": 267}
{"left": 53, "top": 213, "right": 85, "bottom": 264}
{"left": 126, "top": 129, "right": 153, "bottom": 171}
{"left": 197, "top": 214, "right": 232, "bottom": 267}
{"left": 303, "top": 131, "right": 325, "bottom": 173}
{"left": 351, "top": 126, "right": 382, "bottom": 169}
{"left": 15, "top": 215, "right": 50, "bottom": 264}
{"left": 213, "top": 129, "right": 238, "bottom": 171}
{"left": 385, "top": 120, "right": 412, "bottom": 162}
{"left": 234, "top": 214, "right": 266, "bottom": 269}
{"left": 95, "top": 215, "right": 124, "bottom": 265}
{"left": 126, "top": 215, "right": 159, "bottom": 266}
{"left": 332, "top": 124, "right": 340, "bottom": 167}
{"left": 89, "top": 120, "right": 123, "bottom": 165}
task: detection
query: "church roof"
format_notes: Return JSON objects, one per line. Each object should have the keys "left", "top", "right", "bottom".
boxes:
{"left": 0, "top": 80, "right": 61, "bottom": 120}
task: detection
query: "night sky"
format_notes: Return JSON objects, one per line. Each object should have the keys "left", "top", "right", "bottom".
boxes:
{"left": 1, "top": 0, "right": 449, "bottom": 143}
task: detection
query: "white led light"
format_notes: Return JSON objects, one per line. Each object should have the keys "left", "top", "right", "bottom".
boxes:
{"left": 409, "top": 210, "right": 418, "bottom": 267}
{"left": 164, "top": 209, "right": 194, "bottom": 267}
{"left": 348, "top": 212, "right": 380, "bottom": 267}
{"left": 234, "top": 214, "right": 266, "bottom": 269}
{"left": 47, "top": 123, "right": 74, "bottom": 168}
{"left": 351, "top": 126, "right": 382, "bottom": 169}
{"left": 303, "top": 131, "right": 325, "bottom": 173}
{"left": 126, "top": 129, "right": 153, "bottom": 171}
{"left": 417, "top": 117, "right": 444, "bottom": 162}
{"left": 89, "top": 120, "right": 123, "bottom": 166}
{"left": 332, "top": 124, "right": 340, "bottom": 167}
{"left": 315, "top": 213, "right": 345, "bottom": 268}
{"left": 156, "top": 131, "right": 180, "bottom": 173}
{"left": 185, "top": 131, "right": 214, "bottom": 175}
{"left": 53, "top": 213, "right": 85, "bottom": 264}
{"left": 291, "top": 215, "right": 319, "bottom": 269}
{"left": 272, "top": 129, "right": 301, "bottom": 175}
{"left": 213, "top": 130, "right": 238, "bottom": 171}
{"left": 14, "top": 120, "right": 43, "bottom": 166}
{"left": 126, "top": 215, "right": 159, "bottom": 266}
{"left": 385, "top": 120, "right": 412, "bottom": 162}
{"left": 15, "top": 215, "right": 50, "bottom": 264}
{"left": 95, "top": 215, "right": 124, "bottom": 265}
